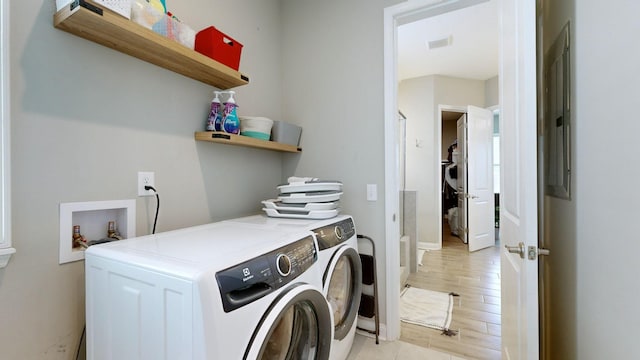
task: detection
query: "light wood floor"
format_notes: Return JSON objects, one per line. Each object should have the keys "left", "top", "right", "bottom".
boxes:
{"left": 400, "top": 221, "right": 501, "bottom": 360}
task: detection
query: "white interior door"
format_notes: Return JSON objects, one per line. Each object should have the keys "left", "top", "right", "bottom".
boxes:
{"left": 456, "top": 114, "right": 467, "bottom": 244}
{"left": 499, "top": 0, "right": 539, "bottom": 358}
{"left": 457, "top": 107, "right": 495, "bottom": 252}
{"left": 466, "top": 105, "right": 495, "bottom": 252}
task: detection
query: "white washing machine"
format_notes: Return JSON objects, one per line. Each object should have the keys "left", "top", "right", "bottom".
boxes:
{"left": 84, "top": 221, "right": 333, "bottom": 360}
{"left": 226, "top": 215, "right": 362, "bottom": 360}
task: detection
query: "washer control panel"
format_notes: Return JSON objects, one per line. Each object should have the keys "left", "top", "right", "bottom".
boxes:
{"left": 313, "top": 218, "right": 356, "bottom": 251}
{"left": 216, "top": 235, "right": 317, "bottom": 313}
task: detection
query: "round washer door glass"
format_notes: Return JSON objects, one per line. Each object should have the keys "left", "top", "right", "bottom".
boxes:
{"left": 325, "top": 247, "right": 362, "bottom": 340}
{"left": 247, "top": 285, "right": 332, "bottom": 360}
{"left": 328, "top": 256, "right": 351, "bottom": 325}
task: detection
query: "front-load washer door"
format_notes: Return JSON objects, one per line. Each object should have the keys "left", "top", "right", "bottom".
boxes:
{"left": 244, "top": 283, "right": 332, "bottom": 360}
{"left": 323, "top": 245, "right": 362, "bottom": 340}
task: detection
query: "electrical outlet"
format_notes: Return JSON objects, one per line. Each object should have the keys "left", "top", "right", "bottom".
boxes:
{"left": 138, "top": 172, "right": 155, "bottom": 196}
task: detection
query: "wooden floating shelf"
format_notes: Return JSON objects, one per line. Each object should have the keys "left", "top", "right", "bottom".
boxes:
{"left": 195, "top": 132, "right": 302, "bottom": 153}
{"left": 53, "top": 3, "right": 249, "bottom": 89}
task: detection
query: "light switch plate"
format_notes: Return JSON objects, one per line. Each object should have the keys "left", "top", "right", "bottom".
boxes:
{"left": 367, "top": 184, "right": 377, "bottom": 201}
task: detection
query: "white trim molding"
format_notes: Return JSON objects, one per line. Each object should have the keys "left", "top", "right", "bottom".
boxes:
{"left": 0, "top": 0, "right": 14, "bottom": 268}
{"left": 0, "top": 248, "right": 15, "bottom": 268}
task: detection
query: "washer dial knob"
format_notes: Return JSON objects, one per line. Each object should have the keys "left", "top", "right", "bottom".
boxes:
{"left": 276, "top": 254, "right": 292, "bottom": 276}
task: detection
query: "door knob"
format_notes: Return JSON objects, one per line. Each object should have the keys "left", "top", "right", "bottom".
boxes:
{"left": 505, "top": 243, "right": 550, "bottom": 260}
{"left": 462, "top": 193, "right": 478, "bottom": 199}
{"left": 528, "top": 246, "right": 550, "bottom": 260}
{"left": 505, "top": 242, "right": 525, "bottom": 259}
{"left": 458, "top": 192, "right": 479, "bottom": 200}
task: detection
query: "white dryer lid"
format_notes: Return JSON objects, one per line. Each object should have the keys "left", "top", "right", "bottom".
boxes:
{"left": 226, "top": 214, "right": 353, "bottom": 233}
{"left": 86, "top": 221, "right": 313, "bottom": 277}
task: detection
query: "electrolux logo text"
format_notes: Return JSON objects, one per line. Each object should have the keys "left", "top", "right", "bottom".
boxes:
{"left": 242, "top": 267, "right": 254, "bottom": 282}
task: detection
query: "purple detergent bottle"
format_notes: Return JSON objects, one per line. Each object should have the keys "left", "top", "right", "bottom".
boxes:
{"left": 206, "top": 91, "right": 222, "bottom": 131}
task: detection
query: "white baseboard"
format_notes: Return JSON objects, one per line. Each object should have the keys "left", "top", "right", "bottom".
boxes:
{"left": 418, "top": 241, "right": 440, "bottom": 251}
{"left": 356, "top": 318, "right": 389, "bottom": 341}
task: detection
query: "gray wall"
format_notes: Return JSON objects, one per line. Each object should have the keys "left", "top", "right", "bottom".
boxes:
{"left": 573, "top": 2, "right": 640, "bottom": 353}
{"left": 484, "top": 75, "right": 499, "bottom": 107}
{"left": 280, "top": 0, "right": 402, "bottom": 330}
{"left": 542, "top": 0, "right": 640, "bottom": 359}
{"left": 2, "top": 0, "right": 284, "bottom": 358}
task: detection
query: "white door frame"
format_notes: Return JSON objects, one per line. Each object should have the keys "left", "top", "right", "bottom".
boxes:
{"left": 0, "top": 0, "right": 14, "bottom": 268}
{"left": 383, "top": 0, "right": 492, "bottom": 341}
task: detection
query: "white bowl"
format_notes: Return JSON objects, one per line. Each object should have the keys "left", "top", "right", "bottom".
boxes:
{"left": 239, "top": 116, "right": 274, "bottom": 140}
{"left": 240, "top": 116, "right": 274, "bottom": 133}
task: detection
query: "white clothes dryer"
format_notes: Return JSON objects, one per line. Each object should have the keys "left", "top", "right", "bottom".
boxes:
{"left": 310, "top": 216, "right": 362, "bottom": 360}
{"left": 84, "top": 221, "right": 332, "bottom": 360}
{"left": 227, "top": 215, "right": 362, "bottom": 360}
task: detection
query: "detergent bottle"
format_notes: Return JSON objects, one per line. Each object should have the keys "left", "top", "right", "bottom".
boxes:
{"left": 148, "top": 0, "right": 166, "bottom": 13}
{"left": 206, "top": 91, "right": 222, "bottom": 131}
{"left": 221, "top": 91, "right": 240, "bottom": 134}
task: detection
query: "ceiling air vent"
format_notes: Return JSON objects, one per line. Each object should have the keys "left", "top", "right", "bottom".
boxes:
{"left": 427, "top": 35, "right": 453, "bottom": 50}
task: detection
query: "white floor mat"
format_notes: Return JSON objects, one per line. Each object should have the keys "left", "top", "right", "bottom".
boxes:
{"left": 399, "top": 287, "right": 457, "bottom": 335}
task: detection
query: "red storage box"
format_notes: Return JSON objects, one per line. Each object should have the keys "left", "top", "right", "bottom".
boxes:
{"left": 195, "top": 26, "right": 243, "bottom": 71}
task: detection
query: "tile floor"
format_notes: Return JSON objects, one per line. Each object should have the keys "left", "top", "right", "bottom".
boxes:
{"left": 346, "top": 220, "right": 502, "bottom": 360}
{"left": 346, "top": 334, "right": 467, "bottom": 360}
{"left": 398, "top": 222, "right": 501, "bottom": 359}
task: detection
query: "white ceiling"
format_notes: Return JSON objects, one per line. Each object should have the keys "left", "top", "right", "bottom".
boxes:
{"left": 398, "top": 0, "right": 499, "bottom": 81}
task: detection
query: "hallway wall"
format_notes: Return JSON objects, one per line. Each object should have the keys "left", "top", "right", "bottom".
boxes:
{"left": 399, "top": 75, "right": 485, "bottom": 246}
{"left": 573, "top": 2, "right": 640, "bottom": 358}
{"left": 543, "top": 0, "right": 640, "bottom": 358}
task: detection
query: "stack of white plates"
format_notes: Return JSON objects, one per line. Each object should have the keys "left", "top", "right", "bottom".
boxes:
{"left": 262, "top": 179, "right": 343, "bottom": 219}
